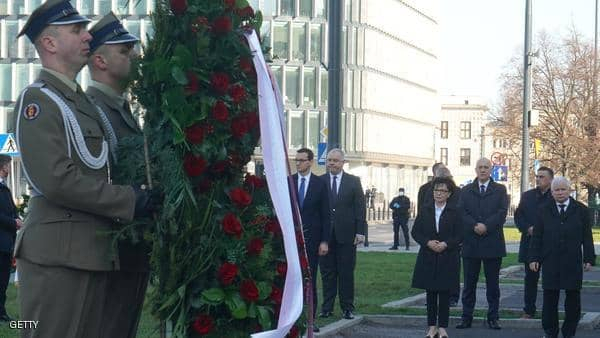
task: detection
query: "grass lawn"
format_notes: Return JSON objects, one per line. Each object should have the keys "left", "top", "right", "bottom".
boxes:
{"left": 503, "top": 226, "right": 600, "bottom": 242}
{"left": 0, "top": 252, "right": 521, "bottom": 337}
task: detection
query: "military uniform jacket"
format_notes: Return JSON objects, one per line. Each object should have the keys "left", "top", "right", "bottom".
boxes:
{"left": 14, "top": 69, "right": 136, "bottom": 271}
{"left": 86, "top": 85, "right": 149, "bottom": 272}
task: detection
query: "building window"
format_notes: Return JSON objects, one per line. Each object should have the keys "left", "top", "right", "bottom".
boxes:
{"left": 309, "top": 24, "right": 322, "bottom": 62}
{"left": 345, "top": 69, "right": 353, "bottom": 108}
{"left": 320, "top": 69, "right": 328, "bottom": 106}
{"left": 271, "top": 66, "right": 283, "bottom": 87}
{"left": 97, "top": 0, "right": 111, "bottom": 14}
{"left": 460, "top": 121, "right": 471, "bottom": 139}
{"left": 289, "top": 110, "right": 305, "bottom": 148}
{"left": 303, "top": 67, "right": 315, "bottom": 107}
{"left": 6, "top": 20, "right": 19, "bottom": 58}
{"left": 273, "top": 22, "right": 289, "bottom": 60}
{"left": 116, "top": 0, "right": 129, "bottom": 14}
{"left": 315, "top": 0, "right": 327, "bottom": 18}
{"left": 460, "top": 148, "right": 471, "bottom": 167}
{"left": 280, "top": 0, "right": 294, "bottom": 16}
{"left": 79, "top": 0, "right": 94, "bottom": 14}
{"left": 440, "top": 121, "right": 448, "bottom": 139}
{"left": 299, "top": 0, "right": 312, "bottom": 17}
{"left": 262, "top": 0, "right": 276, "bottom": 16}
{"left": 291, "top": 22, "right": 306, "bottom": 61}
{"left": 12, "top": 0, "right": 25, "bottom": 14}
{"left": 440, "top": 148, "right": 448, "bottom": 165}
{"left": 0, "top": 64, "right": 11, "bottom": 101}
{"left": 285, "top": 66, "right": 299, "bottom": 106}
{"left": 308, "top": 111, "right": 320, "bottom": 150}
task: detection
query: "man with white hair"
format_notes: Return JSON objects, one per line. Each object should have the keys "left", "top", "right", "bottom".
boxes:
{"left": 529, "top": 176, "right": 596, "bottom": 338}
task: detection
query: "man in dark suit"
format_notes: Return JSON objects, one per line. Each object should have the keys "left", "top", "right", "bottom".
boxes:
{"left": 320, "top": 148, "right": 366, "bottom": 320}
{"left": 417, "top": 162, "right": 446, "bottom": 211}
{"left": 291, "top": 148, "right": 330, "bottom": 332}
{"left": 514, "top": 166, "right": 553, "bottom": 319}
{"left": 456, "top": 158, "right": 508, "bottom": 330}
{"left": 389, "top": 188, "right": 411, "bottom": 250}
{"left": 0, "top": 155, "right": 20, "bottom": 322}
{"left": 529, "top": 177, "right": 596, "bottom": 338}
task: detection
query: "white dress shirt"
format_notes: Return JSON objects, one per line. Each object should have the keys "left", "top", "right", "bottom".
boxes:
{"left": 556, "top": 198, "right": 570, "bottom": 213}
{"left": 297, "top": 172, "right": 311, "bottom": 200}
{"left": 434, "top": 203, "right": 446, "bottom": 233}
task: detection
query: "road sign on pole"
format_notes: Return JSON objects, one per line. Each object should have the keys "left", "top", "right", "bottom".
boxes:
{"left": 492, "top": 165, "right": 508, "bottom": 182}
{"left": 317, "top": 143, "right": 327, "bottom": 165}
{"left": 0, "top": 134, "right": 19, "bottom": 156}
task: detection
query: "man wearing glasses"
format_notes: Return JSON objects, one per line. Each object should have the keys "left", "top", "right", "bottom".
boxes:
{"left": 514, "top": 167, "right": 554, "bottom": 319}
{"left": 456, "top": 158, "right": 508, "bottom": 330}
{"left": 291, "top": 148, "right": 330, "bottom": 332}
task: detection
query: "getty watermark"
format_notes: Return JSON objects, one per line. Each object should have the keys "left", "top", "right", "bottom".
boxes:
{"left": 9, "top": 320, "right": 38, "bottom": 329}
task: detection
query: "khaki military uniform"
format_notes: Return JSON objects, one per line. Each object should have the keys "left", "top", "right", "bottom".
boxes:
{"left": 87, "top": 83, "right": 150, "bottom": 338}
{"left": 15, "top": 69, "right": 136, "bottom": 338}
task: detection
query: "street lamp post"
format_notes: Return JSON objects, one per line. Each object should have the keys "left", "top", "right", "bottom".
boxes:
{"left": 327, "top": 0, "right": 343, "bottom": 150}
{"left": 521, "top": 0, "right": 533, "bottom": 193}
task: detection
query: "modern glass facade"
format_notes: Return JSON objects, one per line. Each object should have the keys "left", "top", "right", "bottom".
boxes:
{"left": 0, "top": 0, "right": 154, "bottom": 197}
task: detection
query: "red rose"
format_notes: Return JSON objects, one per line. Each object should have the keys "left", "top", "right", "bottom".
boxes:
{"left": 229, "top": 187, "right": 252, "bottom": 208}
{"left": 211, "top": 101, "right": 229, "bottom": 122}
{"left": 247, "top": 238, "right": 264, "bottom": 255}
{"left": 229, "top": 84, "right": 247, "bottom": 104}
{"left": 183, "top": 154, "right": 207, "bottom": 177}
{"left": 185, "top": 72, "right": 199, "bottom": 95}
{"left": 239, "top": 58, "right": 254, "bottom": 75}
{"left": 244, "top": 174, "right": 265, "bottom": 189}
{"left": 223, "top": 0, "right": 235, "bottom": 9}
{"left": 185, "top": 124, "right": 204, "bottom": 144}
{"left": 236, "top": 6, "right": 255, "bottom": 18}
{"left": 243, "top": 111, "right": 259, "bottom": 129}
{"left": 299, "top": 254, "right": 308, "bottom": 270}
{"left": 210, "top": 73, "right": 230, "bottom": 95}
{"left": 240, "top": 279, "right": 259, "bottom": 302}
{"left": 222, "top": 213, "right": 242, "bottom": 238}
{"left": 218, "top": 262, "right": 238, "bottom": 285}
{"left": 276, "top": 262, "right": 287, "bottom": 277}
{"left": 191, "top": 314, "right": 214, "bottom": 335}
{"left": 211, "top": 160, "right": 228, "bottom": 174}
{"left": 287, "top": 325, "right": 300, "bottom": 338}
{"left": 270, "top": 285, "right": 282, "bottom": 304}
{"left": 169, "top": 0, "right": 187, "bottom": 15}
{"left": 265, "top": 219, "right": 282, "bottom": 236}
{"left": 231, "top": 116, "right": 250, "bottom": 139}
{"left": 212, "top": 16, "right": 232, "bottom": 34}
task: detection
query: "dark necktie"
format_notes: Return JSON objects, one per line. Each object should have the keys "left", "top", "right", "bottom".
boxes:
{"left": 331, "top": 175, "right": 338, "bottom": 203}
{"left": 559, "top": 204, "right": 566, "bottom": 217}
{"left": 298, "top": 177, "right": 306, "bottom": 208}
{"left": 480, "top": 184, "right": 486, "bottom": 195}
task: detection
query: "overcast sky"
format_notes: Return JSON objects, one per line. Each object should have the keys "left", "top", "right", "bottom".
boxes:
{"left": 439, "top": 0, "right": 597, "bottom": 105}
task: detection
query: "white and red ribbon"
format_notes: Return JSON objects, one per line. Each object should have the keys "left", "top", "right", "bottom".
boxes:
{"left": 247, "top": 30, "right": 303, "bottom": 338}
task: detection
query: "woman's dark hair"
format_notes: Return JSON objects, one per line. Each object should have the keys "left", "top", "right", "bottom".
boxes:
{"left": 431, "top": 176, "right": 457, "bottom": 195}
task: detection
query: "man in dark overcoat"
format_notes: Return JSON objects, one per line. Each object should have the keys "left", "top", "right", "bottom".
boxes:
{"left": 456, "top": 158, "right": 508, "bottom": 330}
{"left": 0, "top": 155, "right": 20, "bottom": 321}
{"left": 529, "top": 176, "right": 596, "bottom": 338}
{"left": 389, "top": 188, "right": 411, "bottom": 250}
{"left": 290, "top": 148, "right": 330, "bottom": 332}
{"left": 320, "top": 148, "right": 366, "bottom": 320}
{"left": 514, "top": 166, "right": 553, "bottom": 319}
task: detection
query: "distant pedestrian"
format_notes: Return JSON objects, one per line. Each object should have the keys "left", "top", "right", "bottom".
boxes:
{"left": 412, "top": 177, "right": 463, "bottom": 338}
{"left": 389, "top": 188, "right": 411, "bottom": 250}
{"left": 514, "top": 166, "right": 553, "bottom": 319}
{"left": 529, "top": 177, "right": 596, "bottom": 338}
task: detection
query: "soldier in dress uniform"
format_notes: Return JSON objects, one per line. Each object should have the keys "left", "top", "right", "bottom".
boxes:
{"left": 14, "top": 1, "right": 154, "bottom": 337}
{"left": 86, "top": 13, "right": 148, "bottom": 338}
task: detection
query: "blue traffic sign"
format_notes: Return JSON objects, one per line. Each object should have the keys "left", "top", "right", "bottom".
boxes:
{"left": 317, "top": 142, "right": 327, "bottom": 165}
{"left": 0, "top": 134, "right": 19, "bottom": 156}
{"left": 492, "top": 165, "right": 508, "bottom": 182}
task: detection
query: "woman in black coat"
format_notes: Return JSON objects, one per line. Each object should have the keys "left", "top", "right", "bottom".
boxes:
{"left": 411, "top": 177, "right": 463, "bottom": 338}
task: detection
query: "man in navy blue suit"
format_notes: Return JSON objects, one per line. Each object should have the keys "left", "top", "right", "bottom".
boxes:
{"left": 292, "top": 148, "right": 330, "bottom": 332}
{"left": 0, "top": 155, "right": 20, "bottom": 321}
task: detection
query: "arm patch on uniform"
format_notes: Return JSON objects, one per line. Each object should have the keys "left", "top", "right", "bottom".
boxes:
{"left": 23, "top": 103, "right": 40, "bottom": 120}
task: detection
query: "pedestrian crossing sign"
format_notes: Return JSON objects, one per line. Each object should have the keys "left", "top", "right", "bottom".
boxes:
{"left": 0, "top": 134, "right": 19, "bottom": 156}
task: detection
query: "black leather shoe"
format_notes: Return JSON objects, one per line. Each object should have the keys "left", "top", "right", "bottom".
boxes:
{"left": 389, "top": 246, "right": 398, "bottom": 250}
{"left": 487, "top": 319, "right": 501, "bottom": 330}
{"left": 342, "top": 310, "right": 354, "bottom": 319}
{"left": 319, "top": 311, "right": 332, "bottom": 318}
{"left": 455, "top": 319, "right": 472, "bottom": 329}
{"left": 312, "top": 324, "right": 320, "bottom": 332}
{"left": 0, "top": 314, "right": 13, "bottom": 322}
